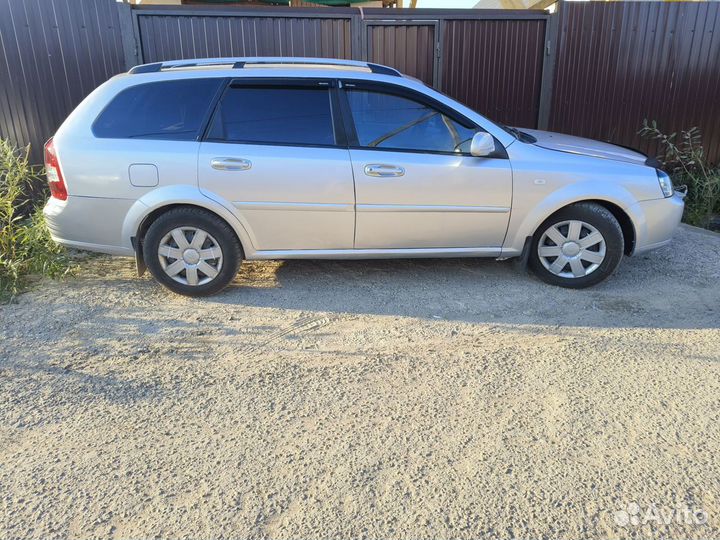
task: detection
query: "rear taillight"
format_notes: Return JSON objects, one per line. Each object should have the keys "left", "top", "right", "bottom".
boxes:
{"left": 44, "top": 137, "right": 67, "bottom": 201}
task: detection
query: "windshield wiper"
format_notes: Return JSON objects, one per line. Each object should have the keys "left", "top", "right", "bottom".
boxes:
{"left": 505, "top": 126, "right": 521, "bottom": 139}
{"left": 502, "top": 125, "right": 537, "bottom": 144}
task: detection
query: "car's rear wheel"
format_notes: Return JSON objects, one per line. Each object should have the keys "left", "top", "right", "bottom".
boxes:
{"left": 528, "top": 202, "right": 624, "bottom": 288}
{"left": 143, "top": 207, "right": 242, "bottom": 296}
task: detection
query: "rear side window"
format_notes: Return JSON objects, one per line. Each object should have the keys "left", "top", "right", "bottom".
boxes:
{"left": 93, "top": 79, "right": 222, "bottom": 140}
{"left": 207, "top": 85, "right": 336, "bottom": 146}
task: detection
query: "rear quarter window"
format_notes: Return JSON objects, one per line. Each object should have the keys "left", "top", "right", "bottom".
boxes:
{"left": 92, "top": 78, "right": 222, "bottom": 140}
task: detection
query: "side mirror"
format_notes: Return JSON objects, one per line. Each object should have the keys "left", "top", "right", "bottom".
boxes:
{"left": 470, "top": 132, "right": 496, "bottom": 157}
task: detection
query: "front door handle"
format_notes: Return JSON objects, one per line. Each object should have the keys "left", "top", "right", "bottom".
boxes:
{"left": 211, "top": 157, "right": 252, "bottom": 171}
{"left": 364, "top": 164, "right": 405, "bottom": 178}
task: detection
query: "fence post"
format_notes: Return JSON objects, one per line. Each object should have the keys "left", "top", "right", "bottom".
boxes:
{"left": 351, "top": 9, "right": 365, "bottom": 61}
{"left": 117, "top": 2, "right": 141, "bottom": 70}
{"left": 537, "top": 0, "right": 561, "bottom": 130}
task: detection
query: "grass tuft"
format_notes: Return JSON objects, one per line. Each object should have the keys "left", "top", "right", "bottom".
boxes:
{"left": 639, "top": 120, "right": 720, "bottom": 229}
{"left": 0, "top": 139, "right": 74, "bottom": 302}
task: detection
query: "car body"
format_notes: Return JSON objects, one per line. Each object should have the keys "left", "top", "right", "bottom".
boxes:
{"left": 44, "top": 57, "right": 685, "bottom": 295}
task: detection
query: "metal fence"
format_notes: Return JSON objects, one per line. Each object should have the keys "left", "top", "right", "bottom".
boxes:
{"left": 136, "top": 9, "right": 354, "bottom": 64}
{"left": 127, "top": 6, "right": 551, "bottom": 131}
{"left": 0, "top": 0, "right": 125, "bottom": 165}
{"left": 550, "top": 1, "right": 720, "bottom": 164}
{"left": 440, "top": 17, "right": 547, "bottom": 129}
{"left": 1, "top": 0, "right": 719, "bottom": 169}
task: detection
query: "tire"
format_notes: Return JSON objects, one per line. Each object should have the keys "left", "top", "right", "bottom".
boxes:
{"left": 528, "top": 202, "right": 624, "bottom": 289}
{"left": 143, "top": 207, "right": 242, "bottom": 297}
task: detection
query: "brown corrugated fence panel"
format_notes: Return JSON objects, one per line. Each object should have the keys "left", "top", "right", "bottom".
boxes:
{"left": 441, "top": 19, "right": 546, "bottom": 129}
{"left": 0, "top": 0, "right": 124, "bottom": 164}
{"left": 138, "top": 15, "right": 352, "bottom": 62}
{"left": 4, "top": 1, "right": 719, "bottom": 169}
{"left": 550, "top": 1, "right": 720, "bottom": 165}
{"left": 366, "top": 24, "right": 436, "bottom": 86}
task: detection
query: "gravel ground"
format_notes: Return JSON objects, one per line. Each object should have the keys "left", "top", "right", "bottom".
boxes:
{"left": 1, "top": 224, "right": 719, "bottom": 540}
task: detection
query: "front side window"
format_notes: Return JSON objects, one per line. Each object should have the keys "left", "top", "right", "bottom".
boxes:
{"left": 207, "top": 85, "right": 336, "bottom": 146}
{"left": 346, "top": 89, "right": 477, "bottom": 154}
{"left": 93, "top": 78, "right": 222, "bottom": 140}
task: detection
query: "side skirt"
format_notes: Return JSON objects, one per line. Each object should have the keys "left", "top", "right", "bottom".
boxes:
{"left": 247, "top": 247, "right": 504, "bottom": 260}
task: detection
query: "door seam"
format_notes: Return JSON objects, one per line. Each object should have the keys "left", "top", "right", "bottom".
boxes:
{"left": 347, "top": 148, "right": 358, "bottom": 248}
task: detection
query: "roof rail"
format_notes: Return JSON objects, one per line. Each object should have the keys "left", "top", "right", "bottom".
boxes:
{"left": 127, "top": 57, "right": 402, "bottom": 77}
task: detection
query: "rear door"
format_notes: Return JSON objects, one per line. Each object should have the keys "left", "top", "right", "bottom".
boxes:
{"left": 198, "top": 79, "right": 355, "bottom": 251}
{"left": 340, "top": 81, "right": 512, "bottom": 250}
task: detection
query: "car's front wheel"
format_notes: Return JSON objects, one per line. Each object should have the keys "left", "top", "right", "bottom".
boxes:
{"left": 143, "top": 207, "right": 242, "bottom": 296}
{"left": 528, "top": 202, "right": 624, "bottom": 288}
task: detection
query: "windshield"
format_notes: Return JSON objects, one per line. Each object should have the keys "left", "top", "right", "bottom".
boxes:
{"left": 418, "top": 84, "right": 537, "bottom": 144}
{"left": 412, "top": 82, "right": 539, "bottom": 144}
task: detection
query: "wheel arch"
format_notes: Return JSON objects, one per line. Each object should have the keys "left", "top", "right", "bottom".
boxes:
{"left": 503, "top": 182, "right": 641, "bottom": 257}
{"left": 541, "top": 199, "right": 636, "bottom": 255}
{"left": 122, "top": 186, "right": 255, "bottom": 262}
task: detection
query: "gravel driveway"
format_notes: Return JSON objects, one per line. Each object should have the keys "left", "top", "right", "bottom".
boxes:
{"left": 1, "top": 224, "right": 719, "bottom": 540}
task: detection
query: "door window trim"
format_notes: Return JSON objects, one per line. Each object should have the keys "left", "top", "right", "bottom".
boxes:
{"left": 201, "top": 78, "right": 346, "bottom": 150}
{"left": 337, "top": 79, "right": 508, "bottom": 159}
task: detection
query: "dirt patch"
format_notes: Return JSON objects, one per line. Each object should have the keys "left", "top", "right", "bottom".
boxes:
{"left": 1, "top": 225, "right": 719, "bottom": 539}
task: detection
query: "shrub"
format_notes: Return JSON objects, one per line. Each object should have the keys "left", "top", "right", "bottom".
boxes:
{"left": 639, "top": 120, "right": 720, "bottom": 228}
{"left": 0, "top": 140, "right": 74, "bottom": 302}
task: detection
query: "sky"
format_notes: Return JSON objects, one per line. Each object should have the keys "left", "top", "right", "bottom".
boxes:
{"left": 414, "top": 0, "right": 478, "bottom": 7}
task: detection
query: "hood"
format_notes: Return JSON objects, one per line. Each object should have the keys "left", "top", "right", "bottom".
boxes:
{"left": 520, "top": 128, "right": 647, "bottom": 165}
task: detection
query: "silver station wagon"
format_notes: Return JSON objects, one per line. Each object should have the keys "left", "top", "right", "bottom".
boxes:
{"left": 44, "top": 57, "right": 685, "bottom": 296}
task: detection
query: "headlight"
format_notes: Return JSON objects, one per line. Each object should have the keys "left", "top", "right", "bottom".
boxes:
{"left": 656, "top": 169, "right": 673, "bottom": 198}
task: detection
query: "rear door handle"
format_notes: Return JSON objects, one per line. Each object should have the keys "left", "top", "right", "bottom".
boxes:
{"left": 211, "top": 157, "right": 252, "bottom": 171}
{"left": 364, "top": 164, "right": 405, "bottom": 178}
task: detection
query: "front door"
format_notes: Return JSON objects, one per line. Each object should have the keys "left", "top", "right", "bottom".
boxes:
{"left": 340, "top": 81, "right": 512, "bottom": 250}
{"left": 198, "top": 79, "right": 355, "bottom": 251}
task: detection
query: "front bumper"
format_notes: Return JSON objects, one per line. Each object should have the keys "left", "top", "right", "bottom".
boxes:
{"left": 632, "top": 191, "right": 685, "bottom": 254}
